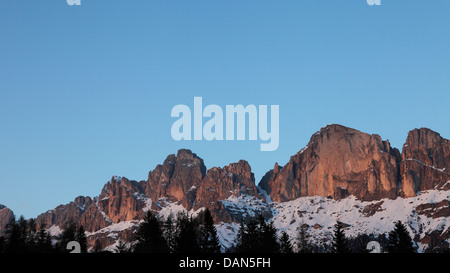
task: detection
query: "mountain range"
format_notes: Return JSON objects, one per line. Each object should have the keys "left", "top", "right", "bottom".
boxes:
{"left": 1, "top": 124, "right": 449, "bottom": 252}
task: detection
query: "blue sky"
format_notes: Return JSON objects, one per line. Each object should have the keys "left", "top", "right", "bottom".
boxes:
{"left": 1, "top": 0, "right": 449, "bottom": 219}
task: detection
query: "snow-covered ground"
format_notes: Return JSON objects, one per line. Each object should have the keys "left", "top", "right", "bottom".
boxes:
{"left": 269, "top": 189, "right": 449, "bottom": 252}
{"left": 213, "top": 189, "right": 449, "bottom": 252}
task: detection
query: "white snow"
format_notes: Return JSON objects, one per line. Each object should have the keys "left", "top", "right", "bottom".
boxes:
{"left": 269, "top": 189, "right": 450, "bottom": 252}
{"left": 297, "top": 145, "right": 309, "bottom": 155}
{"left": 47, "top": 225, "right": 63, "bottom": 236}
{"left": 182, "top": 162, "right": 197, "bottom": 167}
{"left": 157, "top": 201, "right": 189, "bottom": 219}
{"left": 216, "top": 222, "right": 240, "bottom": 251}
{"left": 94, "top": 200, "right": 114, "bottom": 225}
{"left": 406, "top": 158, "right": 447, "bottom": 173}
{"left": 155, "top": 199, "right": 205, "bottom": 221}
{"left": 440, "top": 181, "right": 450, "bottom": 189}
{"left": 220, "top": 194, "right": 268, "bottom": 219}
{"left": 85, "top": 220, "right": 139, "bottom": 237}
{"left": 103, "top": 240, "right": 134, "bottom": 253}
{"left": 142, "top": 198, "right": 153, "bottom": 212}
{"left": 112, "top": 176, "right": 122, "bottom": 182}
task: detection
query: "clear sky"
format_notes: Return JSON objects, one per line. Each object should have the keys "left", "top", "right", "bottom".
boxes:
{"left": 1, "top": 0, "right": 449, "bottom": 219}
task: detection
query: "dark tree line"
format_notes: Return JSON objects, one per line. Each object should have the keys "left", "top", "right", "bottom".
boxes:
{"left": 318, "top": 220, "right": 419, "bottom": 253}
{"left": 235, "top": 214, "right": 282, "bottom": 253}
{"left": 129, "top": 208, "right": 221, "bottom": 254}
{"left": 230, "top": 215, "right": 317, "bottom": 253}
{"left": 1, "top": 212, "right": 446, "bottom": 253}
{"left": 229, "top": 218, "right": 427, "bottom": 254}
{"left": 0, "top": 216, "right": 88, "bottom": 253}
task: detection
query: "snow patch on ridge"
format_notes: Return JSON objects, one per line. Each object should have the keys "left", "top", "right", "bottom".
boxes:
{"left": 216, "top": 222, "right": 240, "bottom": 252}
{"left": 406, "top": 158, "right": 447, "bottom": 173}
{"left": 220, "top": 194, "right": 268, "bottom": 219}
{"left": 85, "top": 220, "right": 139, "bottom": 237}
{"left": 47, "top": 225, "right": 63, "bottom": 237}
{"left": 270, "top": 189, "right": 450, "bottom": 252}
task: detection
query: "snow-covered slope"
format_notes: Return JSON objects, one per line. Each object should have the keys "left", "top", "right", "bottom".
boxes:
{"left": 268, "top": 189, "right": 449, "bottom": 252}
{"left": 212, "top": 188, "right": 450, "bottom": 253}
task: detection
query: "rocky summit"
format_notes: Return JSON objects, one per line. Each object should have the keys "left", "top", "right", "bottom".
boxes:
{"left": 260, "top": 124, "right": 401, "bottom": 202}
{"left": 400, "top": 128, "right": 450, "bottom": 197}
{"left": 260, "top": 124, "right": 450, "bottom": 202}
{"left": 1, "top": 124, "right": 449, "bottom": 252}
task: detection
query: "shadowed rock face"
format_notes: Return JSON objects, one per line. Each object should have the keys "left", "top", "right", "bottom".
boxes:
{"left": 36, "top": 196, "right": 113, "bottom": 232}
{"left": 194, "top": 160, "right": 258, "bottom": 209}
{"left": 400, "top": 128, "right": 450, "bottom": 197}
{"left": 0, "top": 205, "right": 14, "bottom": 236}
{"left": 194, "top": 160, "right": 261, "bottom": 223}
{"left": 98, "top": 177, "right": 147, "bottom": 224}
{"left": 34, "top": 149, "right": 261, "bottom": 236}
{"left": 259, "top": 124, "right": 401, "bottom": 202}
{"left": 35, "top": 150, "right": 207, "bottom": 232}
{"left": 142, "top": 149, "right": 207, "bottom": 210}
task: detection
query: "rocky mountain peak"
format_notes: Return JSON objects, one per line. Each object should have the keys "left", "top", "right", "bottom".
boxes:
{"left": 194, "top": 160, "right": 258, "bottom": 210}
{"left": 221, "top": 160, "right": 254, "bottom": 181}
{"left": 142, "top": 149, "right": 206, "bottom": 209}
{"left": 171, "top": 149, "right": 207, "bottom": 177}
{"left": 259, "top": 124, "right": 401, "bottom": 202}
{"left": 400, "top": 128, "right": 450, "bottom": 197}
{"left": 404, "top": 128, "right": 446, "bottom": 151}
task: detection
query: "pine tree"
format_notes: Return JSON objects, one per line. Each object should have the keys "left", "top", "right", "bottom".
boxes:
{"left": 93, "top": 238, "right": 103, "bottom": 253}
{"left": 198, "top": 209, "right": 221, "bottom": 253}
{"left": 296, "top": 223, "right": 313, "bottom": 253}
{"left": 279, "top": 231, "right": 293, "bottom": 253}
{"left": 26, "top": 218, "right": 37, "bottom": 251}
{"left": 258, "top": 215, "right": 280, "bottom": 253}
{"left": 134, "top": 211, "right": 169, "bottom": 253}
{"left": 4, "top": 217, "right": 26, "bottom": 253}
{"left": 236, "top": 218, "right": 260, "bottom": 253}
{"left": 36, "top": 224, "right": 53, "bottom": 253}
{"left": 235, "top": 222, "right": 246, "bottom": 252}
{"left": 174, "top": 212, "right": 200, "bottom": 253}
{"left": 331, "top": 221, "right": 349, "bottom": 253}
{"left": 18, "top": 216, "right": 29, "bottom": 252}
{"left": 236, "top": 215, "right": 280, "bottom": 253}
{"left": 60, "top": 221, "right": 77, "bottom": 252}
{"left": 387, "top": 221, "right": 416, "bottom": 253}
{"left": 0, "top": 236, "right": 5, "bottom": 253}
{"left": 163, "top": 214, "right": 177, "bottom": 253}
{"left": 76, "top": 225, "right": 88, "bottom": 253}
